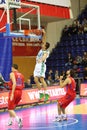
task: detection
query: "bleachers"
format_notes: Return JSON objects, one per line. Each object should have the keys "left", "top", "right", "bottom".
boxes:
{"left": 46, "top": 5, "right": 87, "bottom": 78}
{"left": 46, "top": 33, "right": 86, "bottom": 76}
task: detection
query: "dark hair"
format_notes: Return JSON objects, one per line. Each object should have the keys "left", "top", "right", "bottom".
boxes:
{"left": 70, "top": 69, "right": 74, "bottom": 77}
{"left": 60, "top": 69, "right": 74, "bottom": 80}
{"left": 12, "top": 64, "right": 18, "bottom": 70}
{"left": 59, "top": 71, "right": 66, "bottom": 80}
{"left": 45, "top": 42, "right": 50, "bottom": 49}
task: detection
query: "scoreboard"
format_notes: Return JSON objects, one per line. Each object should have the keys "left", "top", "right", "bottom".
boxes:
{"left": 0, "top": 0, "right": 21, "bottom": 8}
{"left": 0, "top": 0, "right": 21, "bottom": 4}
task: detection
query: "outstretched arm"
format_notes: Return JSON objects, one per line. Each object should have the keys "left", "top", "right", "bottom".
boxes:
{"left": 42, "top": 29, "right": 46, "bottom": 44}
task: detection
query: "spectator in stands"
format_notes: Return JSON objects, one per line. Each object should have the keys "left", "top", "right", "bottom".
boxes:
{"left": 73, "top": 19, "right": 80, "bottom": 26}
{"left": 72, "top": 55, "right": 82, "bottom": 78}
{"left": 72, "top": 65, "right": 80, "bottom": 78}
{"left": 65, "top": 52, "right": 73, "bottom": 69}
{"left": 84, "top": 23, "right": 87, "bottom": 34}
{"left": 83, "top": 67, "right": 87, "bottom": 82}
{"left": 67, "top": 25, "right": 73, "bottom": 36}
{"left": 54, "top": 70, "right": 59, "bottom": 83}
{"left": 71, "top": 23, "right": 79, "bottom": 35}
{"left": 82, "top": 18, "right": 87, "bottom": 26}
{"left": 0, "top": 73, "right": 5, "bottom": 91}
{"left": 82, "top": 51, "right": 87, "bottom": 67}
{"left": 48, "top": 69, "right": 54, "bottom": 80}
{"left": 24, "top": 78, "right": 32, "bottom": 88}
{"left": 73, "top": 55, "right": 82, "bottom": 65}
{"left": 61, "top": 25, "right": 69, "bottom": 37}
{"left": 78, "top": 24, "right": 84, "bottom": 34}
{"left": 30, "top": 74, "right": 35, "bottom": 84}
{"left": 46, "top": 75, "right": 54, "bottom": 86}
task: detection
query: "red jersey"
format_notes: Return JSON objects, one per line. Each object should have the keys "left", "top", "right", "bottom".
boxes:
{"left": 58, "top": 77, "right": 76, "bottom": 109}
{"left": 66, "top": 77, "right": 76, "bottom": 96}
{"left": 8, "top": 71, "right": 24, "bottom": 90}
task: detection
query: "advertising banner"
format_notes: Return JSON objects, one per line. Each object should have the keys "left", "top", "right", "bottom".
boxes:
{"left": 12, "top": 38, "right": 41, "bottom": 56}
{"left": 0, "top": 86, "right": 66, "bottom": 109}
{"left": 80, "top": 84, "right": 87, "bottom": 96}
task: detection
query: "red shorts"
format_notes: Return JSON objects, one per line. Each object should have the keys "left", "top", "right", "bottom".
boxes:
{"left": 8, "top": 90, "right": 22, "bottom": 110}
{"left": 58, "top": 94, "right": 76, "bottom": 109}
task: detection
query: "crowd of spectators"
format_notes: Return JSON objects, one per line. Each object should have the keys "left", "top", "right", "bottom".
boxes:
{"left": 46, "top": 69, "right": 60, "bottom": 86}
{"left": 43, "top": 51, "right": 87, "bottom": 91}
{"left": 64, "top": 51, "right": 87, "bottom": 80}
{"left": 61, "top": 18, "right": 87, "bottom": 40}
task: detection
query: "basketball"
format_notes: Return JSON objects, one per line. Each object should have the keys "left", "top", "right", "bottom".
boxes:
{"left": 24, "top": 29, "right": 42, "bottom": 36}
{"left": 34, "top": 29, "right": 42, "bottom": 35}
{"left": 31, "top": 29, "right": 42, "bottom": 35}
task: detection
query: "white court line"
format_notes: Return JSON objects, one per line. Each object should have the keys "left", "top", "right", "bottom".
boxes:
{"left": 6, "top": 117, "right": 78, "bottom": 129}
{"left": 0, "top": 108, "right": 78, "bottom": 129}
{"left": 53, "top": 117, "right": 78, "bottom": 126}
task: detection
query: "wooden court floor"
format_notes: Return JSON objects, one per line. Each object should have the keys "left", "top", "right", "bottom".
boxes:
{"left": 0, "top": 97, "right": 87, "bottom": 130}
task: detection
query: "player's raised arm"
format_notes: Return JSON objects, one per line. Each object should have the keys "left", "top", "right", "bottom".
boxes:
{"left": 42, "top": 29, "right": 46, "bottom": 44}
{"left": 59, "top": 77, "right": 71, "bottom": 88}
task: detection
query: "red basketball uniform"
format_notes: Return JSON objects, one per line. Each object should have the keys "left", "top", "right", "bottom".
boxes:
{"left": 58, "top": 77, "right": 76, "bottom": 109}
{"left": 8, "top": 71, "right": 24, "bottom": 110}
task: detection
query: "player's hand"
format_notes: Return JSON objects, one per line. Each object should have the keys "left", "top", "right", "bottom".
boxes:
{"left": 10, "top": 93, "right": 14, "bottom": 101}
{"left": 42, "top": 29, "right": 46, "bottom": 34}
{"left": 59, "top": 76, "right": 63, "bottom": 80}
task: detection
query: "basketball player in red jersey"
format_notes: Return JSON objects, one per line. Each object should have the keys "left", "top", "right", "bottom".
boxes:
{"left": 8, "top": 64, "right": 24, "bottom": 128}
{"left": 56, "top": 69, "right": 76, "bottom": 121}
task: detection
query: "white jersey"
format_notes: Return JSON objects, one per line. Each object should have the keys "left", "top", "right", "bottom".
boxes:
{"left": 36, "top": 49, "right": 49, "bottom": 63}
{"left": 34, "top": 49, "right": 49, "bottom": 78}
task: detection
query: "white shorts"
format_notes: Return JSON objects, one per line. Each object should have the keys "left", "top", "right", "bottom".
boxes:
{"left": 34, "top": 63, "right": 46, "bottom": 78}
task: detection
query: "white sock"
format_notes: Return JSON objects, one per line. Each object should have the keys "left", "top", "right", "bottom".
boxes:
{"left": 8, "top": 117, "right": 12, "bottom": 122}
{"left": 62, "top": 114, "right": 67, "bottom": 117}
{"left": 44, "top": 90, "right": 48, "bottom": 94}
{"left": 15, "top": 116, "right": 20, "bottom": 122}
{"left": 58, "top": 115, "right": 62, "bottom": 118}
{"left": 39, "top": 90, "right": 43, "bottom": 94}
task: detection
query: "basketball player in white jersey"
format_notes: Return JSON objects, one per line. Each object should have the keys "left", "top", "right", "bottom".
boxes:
{"left": 33, "top": 29, "right": 50, "bottom": 101}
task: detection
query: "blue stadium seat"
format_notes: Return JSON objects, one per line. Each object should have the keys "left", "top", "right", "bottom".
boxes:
{"left": 46, "top": 5, "right": 87, "bottom": 78}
